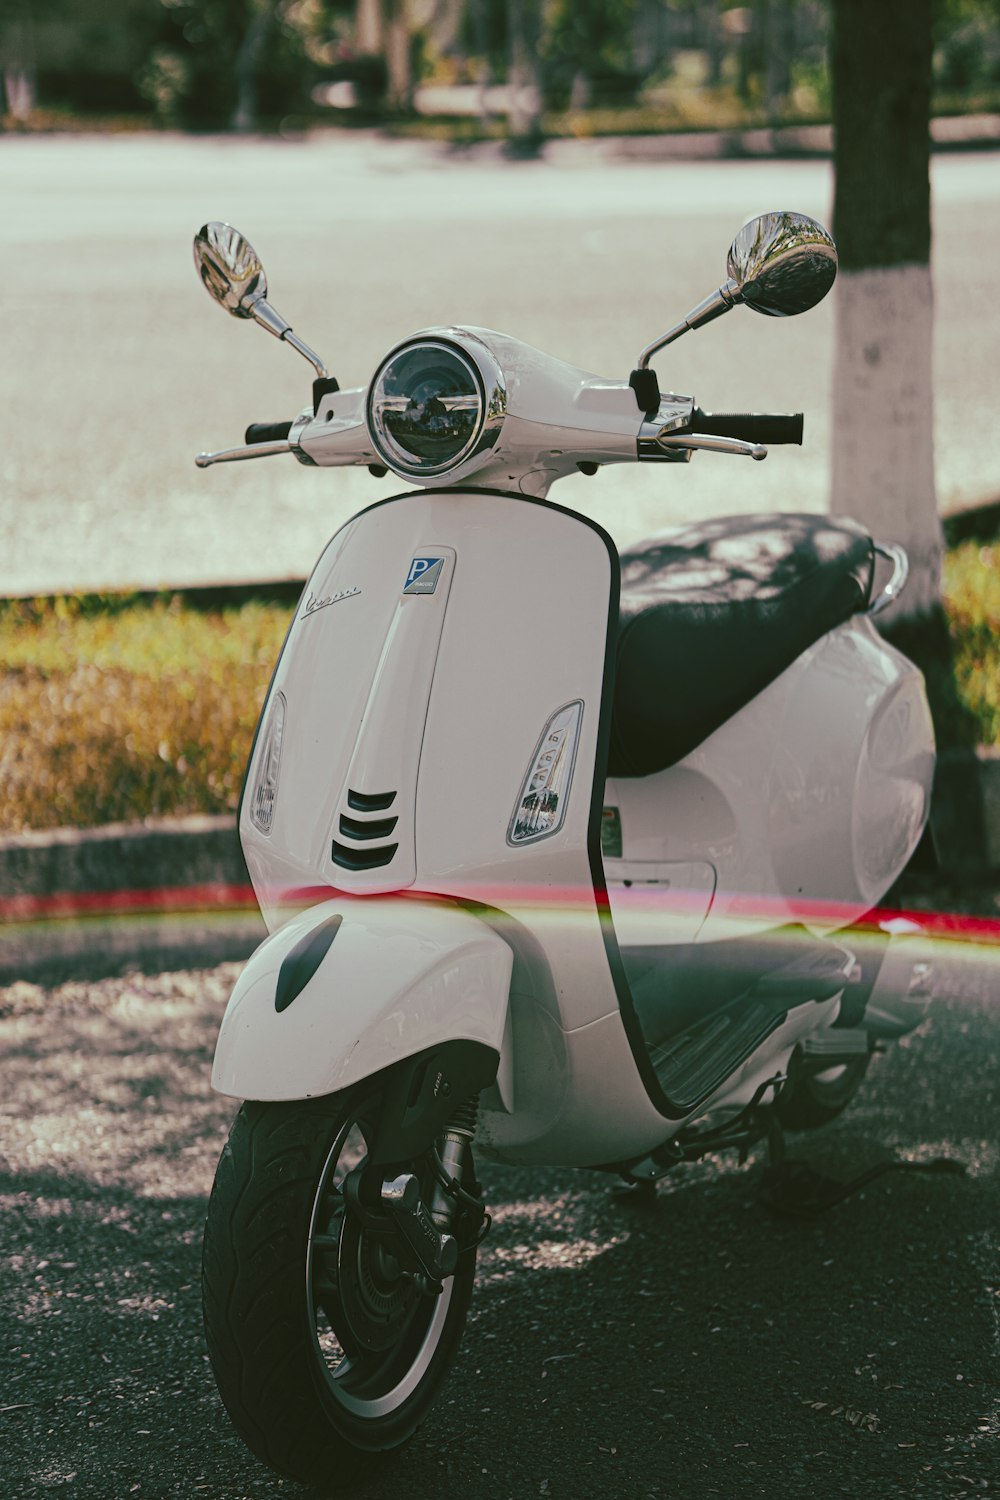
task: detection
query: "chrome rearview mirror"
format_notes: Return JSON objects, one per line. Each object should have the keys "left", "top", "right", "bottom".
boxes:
{"left": 193, "top": 221, "right": 329, "bottom": 379}
{"left": 634, "top": 211, "right": 837, "bottom": 392}
{"left": 727, "top": 211, "right": 838, "bottom": 317}
{"left": 193, "top": 222, "right": 269, "bottom": 319}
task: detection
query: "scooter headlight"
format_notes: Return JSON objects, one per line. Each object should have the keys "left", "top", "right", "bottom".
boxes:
{"left": 367, "top": 335, "right": 505, "bottom": 480}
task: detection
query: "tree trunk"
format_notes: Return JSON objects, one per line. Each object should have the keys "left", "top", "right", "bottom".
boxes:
{"left": 830, "top": 0, "right": 942, "bottom": 621}
{"left": 703, "top": 1, "right": 724, "bottom": 89}
{"left": 506, "top": 0, "right": 543, "bottom": 154}
{"left": 383, "top": 0, "right": 412, "bottom": 112}
{"left": 356, "top": 0, "right": 383, "bottom": 55}
{"left": 0, "top": 0, "right": 36, "bottom": 121}
{"left": 763, "top": 0, "right": 796, "bottom": 120}
{"left": 232, "top": 1, "right": 273, "bottom": 132}
{"left": 633, "top": 0, "right": 670, "bottom": 80}
{"left": 469, "top": 0, "right": 493, "bottom": 126}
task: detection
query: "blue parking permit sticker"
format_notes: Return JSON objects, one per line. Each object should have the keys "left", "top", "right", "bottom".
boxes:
{"left": 403, "top": 557, "right": 444, "bottom": 595}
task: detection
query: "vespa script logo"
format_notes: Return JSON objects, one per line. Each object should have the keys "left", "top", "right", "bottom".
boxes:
{"left": 301, "top": 585, "right": 361, "bottom": 619}
{"left": 403, "top": 557, "right": 445, "bottom": 595}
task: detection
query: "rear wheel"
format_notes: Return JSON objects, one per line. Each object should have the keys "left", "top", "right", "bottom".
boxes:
{"left": 775, "top": 1046, "right": 872, "bottom": 1130}
{"left": 202, "top": 1090, "right": 478, "bottom": 1493}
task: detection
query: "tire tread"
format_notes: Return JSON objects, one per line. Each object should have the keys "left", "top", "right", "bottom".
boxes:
{"left": 202, "top": 1093, "right": 474, "bottom": 1491}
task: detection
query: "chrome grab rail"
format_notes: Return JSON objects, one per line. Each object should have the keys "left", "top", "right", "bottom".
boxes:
{"left": 867, "top": 542, "right": 910, "bottom": 615}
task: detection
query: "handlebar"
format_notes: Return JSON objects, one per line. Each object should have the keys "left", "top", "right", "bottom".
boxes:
{"left": 246, "top": 420, "right": 294, "bottom": 445}
{"left": 690, "top": 409, "right": 803, "bottom": 446}
{"left": 201, "top": 395, "right": 806, "bottom": 474}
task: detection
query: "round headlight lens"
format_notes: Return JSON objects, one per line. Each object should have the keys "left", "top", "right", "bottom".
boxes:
{"left": 368, "top": 341, "right": 485, "bottom": 477}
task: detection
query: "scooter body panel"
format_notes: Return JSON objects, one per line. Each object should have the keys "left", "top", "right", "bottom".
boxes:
{"left": 229, "top": 490, "right": 655, "bottom": 1151}
{"left": 228, "top": 488, "right": 933, "bottom": 1161}
{"left": 211, "top": 895, "right": 513, "bottom": 1101}
{"left": 230, "top": 486, "right": 935, "bottom": 1164}
{"left": 239, "top": 491, "right": 614, "bottom": 951}
{"left": 604, "top": 613, "right": 934, "bottom": 945}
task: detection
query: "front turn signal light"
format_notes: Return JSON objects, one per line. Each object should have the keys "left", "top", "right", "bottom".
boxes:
{"left": 249, "top": 691, "right": 286, "bottom": 835}
{"left": 507, "top": 701, "right": 583, "bottom": 846}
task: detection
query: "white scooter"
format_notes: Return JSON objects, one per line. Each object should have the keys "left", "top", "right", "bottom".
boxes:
{"left": 192, "top": 213, "right": 935, "bottom": 1493}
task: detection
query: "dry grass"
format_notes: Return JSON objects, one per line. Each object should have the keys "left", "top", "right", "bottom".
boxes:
{"left": 943, "top": 539, "right": 1000, "bottom": 749}
{"left": 0, "top": 594, "right": 289, "bottom": 833}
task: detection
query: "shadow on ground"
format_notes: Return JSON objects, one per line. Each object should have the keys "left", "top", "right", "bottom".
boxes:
{"left": 0, "top": 961, "right": 996, "bottom": 1498}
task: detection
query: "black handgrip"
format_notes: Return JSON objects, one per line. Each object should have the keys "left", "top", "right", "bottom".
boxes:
{"left": 245, "top": 420, "right": 293, "bottom": 445}
{"left": 691, "top": 409, "right": 804, "bottom": 446}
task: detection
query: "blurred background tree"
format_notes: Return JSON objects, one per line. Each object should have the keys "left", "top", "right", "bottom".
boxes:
{"left": 4, "top": 0, "right": 999, "bottom": 134}
{"left": 1, "top": 0, "right": 158, "bottom": 120}
{"left": 138, "top": 0, "right": 316, "bottom": 129}
{"left": 542, "top": 0, "right": 639, "bottom": 112}
{"left": 934, "top": 0, "right": 1000, "bottom": 103}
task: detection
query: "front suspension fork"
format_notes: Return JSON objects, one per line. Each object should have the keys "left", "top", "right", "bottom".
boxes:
{"left": 429, "top": 1094, "right": 480, "bottom": 1231}
{"left": 346, "top": 1095, "right": 487, "bottom": 1293}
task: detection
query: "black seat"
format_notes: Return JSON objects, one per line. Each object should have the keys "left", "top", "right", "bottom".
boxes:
{"left": 609, "top": 513, "right": 874, "bottom": 777}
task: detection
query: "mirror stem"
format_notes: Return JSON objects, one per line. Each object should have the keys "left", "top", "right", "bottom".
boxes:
{"left": 250, "top": 298, "right": 330, "bottom": 379}
{"left": 637, "top": 279, "right": 741, "bottom": 370}
{"left": 282, "top": 330, "right": 329, "bottom": 380}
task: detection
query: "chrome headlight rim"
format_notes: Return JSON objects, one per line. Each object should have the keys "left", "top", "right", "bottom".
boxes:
{"left": 366, "top": 330, "right": 506, "bottom": 482}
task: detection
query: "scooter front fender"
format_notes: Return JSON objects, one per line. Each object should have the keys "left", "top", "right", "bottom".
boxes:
{"left": 212, "top": 896, "right": 513, "bottom": 1102}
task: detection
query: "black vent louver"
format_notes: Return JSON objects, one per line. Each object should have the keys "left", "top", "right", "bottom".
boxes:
{"left": 332, "top": 789, "right": 399, "bottom": 871}
{"left": 331, "top": 839, "right": 399, "bottom": 871}
{"left": 347, "top": 788, "right": 397, "bottom": 812}
{"left": 338, "top": 813, "right": 398, "bottom": 841}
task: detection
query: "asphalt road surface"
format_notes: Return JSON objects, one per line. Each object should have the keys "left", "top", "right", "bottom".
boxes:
{"left": 0, "top": 941, "right": 997, "bottom": 1499}
{"left": 2, "top": 134, "right": 999, "bottom": 595}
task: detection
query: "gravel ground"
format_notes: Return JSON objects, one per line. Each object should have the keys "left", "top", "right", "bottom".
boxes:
{"left": 0, "top": 951, "right": 997, "bottom": 1499}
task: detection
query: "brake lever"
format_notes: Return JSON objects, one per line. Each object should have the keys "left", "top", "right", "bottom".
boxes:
{"left": 195, "top": 439, "right": 292, "bottom": 468}
{"left": 657, "top": 431, "right": 768, "bottom": 461}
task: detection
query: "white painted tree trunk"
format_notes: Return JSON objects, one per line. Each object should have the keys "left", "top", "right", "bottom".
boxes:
{"left": 831, "top": 263, "right": 943, "bottom": 619}
{"left": 356, "top": 0, "right": 383, "bottom": 55}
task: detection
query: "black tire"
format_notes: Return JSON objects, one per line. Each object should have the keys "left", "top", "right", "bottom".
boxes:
{"left": 774, "top": 1046, "right": 872, "bottom": 1130}
{"left": 202, "top": 1089, "right": 477, "bottom": 1493}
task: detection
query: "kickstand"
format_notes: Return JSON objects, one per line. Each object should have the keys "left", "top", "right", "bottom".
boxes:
{"left": 759, "top": 1113, "right": 966, "bottom": 1220}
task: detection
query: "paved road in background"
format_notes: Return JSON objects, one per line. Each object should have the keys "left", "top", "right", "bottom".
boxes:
{"left": 1, "top": 134, "right": 998, "bottom": 596}
{"left": 0, "top": 943, "right": 997, "bottom": 1498}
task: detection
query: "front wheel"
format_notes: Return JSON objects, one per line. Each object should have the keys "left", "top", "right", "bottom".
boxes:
{"left": 202, "top": 1090, "right": 478, "bottom": 1493}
